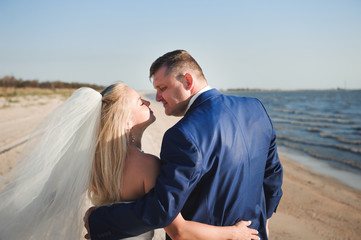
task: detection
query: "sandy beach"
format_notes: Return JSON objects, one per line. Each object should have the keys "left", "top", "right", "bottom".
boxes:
{"left": 1, "top": 92, "right": 360, "bottom": 240}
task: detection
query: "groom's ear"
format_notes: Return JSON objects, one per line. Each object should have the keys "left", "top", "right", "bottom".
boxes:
{"left": 184, "top": 73, "right": 194, "bottom": 91}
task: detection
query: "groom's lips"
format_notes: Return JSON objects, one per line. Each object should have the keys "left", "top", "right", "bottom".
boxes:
{"left": 161, "top": 101, "right": 167, "bottom": 108}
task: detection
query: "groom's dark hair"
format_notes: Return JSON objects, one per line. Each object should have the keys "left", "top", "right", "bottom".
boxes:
{"left": 149, "top": 49, "right": 205, "bottom": 81}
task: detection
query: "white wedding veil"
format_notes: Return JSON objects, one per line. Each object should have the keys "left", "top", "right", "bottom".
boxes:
{"left": 0, "top": 87, "right": 102, "bottom": 239}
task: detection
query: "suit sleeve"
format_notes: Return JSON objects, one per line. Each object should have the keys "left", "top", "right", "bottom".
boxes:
{"left": 263, "top": 115, "right": 283, "bottom": 219}
{"left": 88, "top": 127, "right": 203, "bottom": 240}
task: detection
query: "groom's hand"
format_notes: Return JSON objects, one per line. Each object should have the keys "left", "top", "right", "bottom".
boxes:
{"left": 83, "top": 206, "right": 97, "bottom": 239}
{"left": 234, "top": 221, "right": 260, "bottom": 240}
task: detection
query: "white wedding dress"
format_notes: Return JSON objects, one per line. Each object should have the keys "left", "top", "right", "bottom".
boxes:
{"left": 121, "top": 231, "right": 155, "bottom": 240}
{"left": 0, "top": 88, "right": 156, "bottom": 240}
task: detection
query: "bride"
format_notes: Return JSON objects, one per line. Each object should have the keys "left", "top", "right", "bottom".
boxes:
{"left": 0, "top": 83, "right": 259, "bottom": 240}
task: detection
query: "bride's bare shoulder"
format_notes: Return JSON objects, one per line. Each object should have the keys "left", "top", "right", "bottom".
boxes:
{"left": 131, "top": 150, "right": 160, "bottom": 171}
{"left": 136, "top": 152, "right": 160, "bottom": 193}
{"left": 122, "top": 148, "right": 161, "bottom": 199}
{"left": 126, "top": 147, "right": 160, "bottom": 180}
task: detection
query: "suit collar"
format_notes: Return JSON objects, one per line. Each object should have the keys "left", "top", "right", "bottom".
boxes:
{"left": 185, "top": 86, "right": 213, "bottom": 113}
{"left": 186, "top": 88, "right": 222, "bottom": 114}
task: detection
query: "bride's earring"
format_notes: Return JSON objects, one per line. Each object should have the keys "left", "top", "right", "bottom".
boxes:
{"left": 129, "top": 125, "right": 135, "bottom": 143}
{"left": 128, "top": 122, "right": 135, "bottom": 143}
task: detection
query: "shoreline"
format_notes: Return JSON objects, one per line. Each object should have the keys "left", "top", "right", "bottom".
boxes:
{"left": 278, "top": 146, "right": 361, "bottom": 192}
{"left": 0, "top": 93, "right": 360, "bottom": 239}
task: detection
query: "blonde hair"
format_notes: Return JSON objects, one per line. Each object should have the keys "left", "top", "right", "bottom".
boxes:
{"left": 88, "top": 83, "right": 131, "bottom": 206}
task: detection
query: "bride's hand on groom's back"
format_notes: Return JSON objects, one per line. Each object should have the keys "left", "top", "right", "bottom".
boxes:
{"left": 233, "top": 220, "right": 260, "bottom": 240}
{"left": 83, "top": 206, "right": 97, "bottom": 239}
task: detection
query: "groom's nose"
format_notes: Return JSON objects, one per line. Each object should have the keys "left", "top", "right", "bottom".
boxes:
{"left": 155, "top": 91, "right": 162, "bottom": 102}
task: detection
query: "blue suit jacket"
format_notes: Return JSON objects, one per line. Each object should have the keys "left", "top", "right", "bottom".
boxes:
{"left": 89, "top": 89, "right": 283, "bottom": 240}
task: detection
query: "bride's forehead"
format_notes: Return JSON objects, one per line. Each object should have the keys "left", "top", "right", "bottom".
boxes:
{"left": 126, "top": 87, "right": 140, "bottom": 99}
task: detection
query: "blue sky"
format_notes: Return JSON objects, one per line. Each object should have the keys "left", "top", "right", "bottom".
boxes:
{"left": 1, "top": 0, "right": 360, "bottom": 90}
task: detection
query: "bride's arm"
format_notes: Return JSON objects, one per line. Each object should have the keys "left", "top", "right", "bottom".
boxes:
{"left": 164, "top": 213, "right": 259, "bottom": 240}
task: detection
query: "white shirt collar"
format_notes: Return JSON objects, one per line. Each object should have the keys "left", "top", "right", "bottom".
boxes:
{"left": 185, "top": 85, "right": 212, "bottom": 113}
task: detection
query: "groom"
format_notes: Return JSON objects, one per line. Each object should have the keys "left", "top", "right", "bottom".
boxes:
{"left": 86, "top": 50, "right": 283, "bottom": 240}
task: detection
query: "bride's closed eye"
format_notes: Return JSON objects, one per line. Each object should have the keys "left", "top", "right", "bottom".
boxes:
{"left": 138, "top": 97, "right": 145, "bottom": 106}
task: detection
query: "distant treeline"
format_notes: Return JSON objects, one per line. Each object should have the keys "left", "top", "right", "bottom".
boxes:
{"left": 222, "top": 88, "right": 264, "bottom": 92}
{"left": 0, "top": 76, "right": 105, "bottom": 90}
